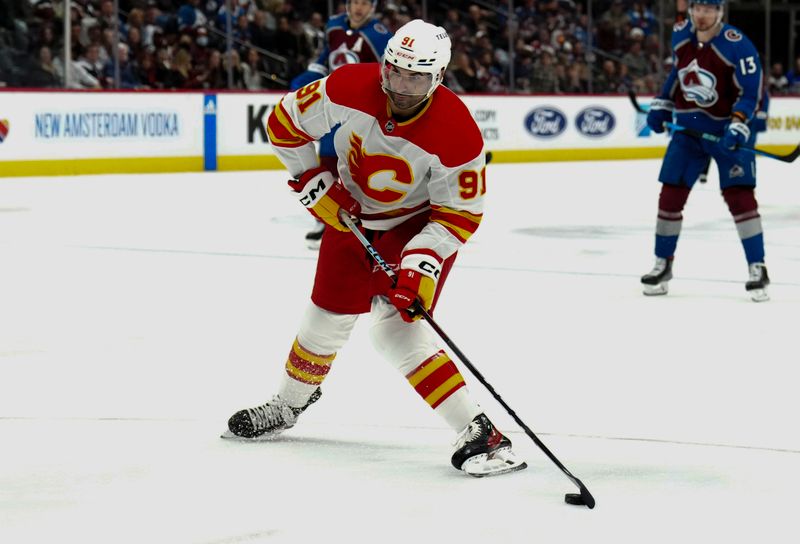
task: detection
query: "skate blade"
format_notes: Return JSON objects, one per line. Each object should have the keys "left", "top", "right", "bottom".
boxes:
{"left": 462, "top": 449, "right": 528, "bottom": 478}
{"left": 643, "top": 283, "right": 668, "bottom": 296}
{"left": 220, "top": 429, "right": 283, "bottom": 442}
{"left": 748, "top": 289, "right": 769, "bottom": 302}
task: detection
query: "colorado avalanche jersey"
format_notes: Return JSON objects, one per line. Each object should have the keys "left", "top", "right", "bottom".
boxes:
{"left": 269, "top": 63, "right": 486, "bottom": 261}
{"left": 659, "top": 20, "right": 763, "bottom": 135}
{"left": 289, "top": 13, "right": 391, "bottom": 91}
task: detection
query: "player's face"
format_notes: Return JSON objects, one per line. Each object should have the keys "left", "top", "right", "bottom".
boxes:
{"left": 381, "top": 63, "right": 433, "bottom": 114}
{"left": 691, "top": 4, "right": 721, "bottom": 32}
{"left": 347, "top": 0, "right": 374, "bottom": 29}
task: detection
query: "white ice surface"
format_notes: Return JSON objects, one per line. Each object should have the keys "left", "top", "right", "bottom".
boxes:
{"left": 1, "top": 159, "right": 799, "bottom": 543}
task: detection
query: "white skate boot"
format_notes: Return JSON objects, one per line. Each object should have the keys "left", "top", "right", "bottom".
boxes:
{"left": 222, "top": 388, "right": 321, "bottom": 440}
{"left": 641, "top": 257, "right": 673, "bottom": 296}
{"left": 745, "top": 262, "right": 770, "bottom": 302}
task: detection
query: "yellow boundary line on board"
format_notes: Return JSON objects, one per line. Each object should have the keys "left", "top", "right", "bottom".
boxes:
{"left": 0, "top": 156, "right": 203, "bottom": 177}
{"left": 1, "top": 145, "right": 796, "bottom": 177}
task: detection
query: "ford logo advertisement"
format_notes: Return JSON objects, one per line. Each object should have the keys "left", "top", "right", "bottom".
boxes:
{"left": 524, "top": 107, "right": 567, "bottom": 138}
{"left": 575, "top": 107, "right": 616, "bottom": 137}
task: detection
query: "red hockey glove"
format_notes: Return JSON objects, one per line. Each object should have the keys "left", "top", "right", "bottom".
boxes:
{"left": 288, "top": 166, "right": 361, "bottom": 232}
{"left": 388, "top": 252, "right": 442, "bottom": 323}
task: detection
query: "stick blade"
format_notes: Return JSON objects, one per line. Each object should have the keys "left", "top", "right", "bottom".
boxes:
{"left": 781, "top": 144, "right": 800, "bottom": 163}
{"left": 564, "top": 481, "right": 596, "bottom": 509}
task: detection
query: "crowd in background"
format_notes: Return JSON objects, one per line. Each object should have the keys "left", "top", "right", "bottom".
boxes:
{"left": 2, "top": 0, "right": 800, "bottom": 94}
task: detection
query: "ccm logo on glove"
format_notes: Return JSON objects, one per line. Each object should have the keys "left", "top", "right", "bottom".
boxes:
{"left": 289, "top": 166, "right": 360, "bottom": 232}
{"left": 388, "top": 252, "right": 443, "bottom": 323}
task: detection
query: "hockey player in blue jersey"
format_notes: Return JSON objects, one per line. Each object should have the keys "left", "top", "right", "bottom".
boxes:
{"left": 289, "top": 0, "right": 392, "bottom": 248}
{"left": 641, "top": 0, "right": 770, "bottom": 301}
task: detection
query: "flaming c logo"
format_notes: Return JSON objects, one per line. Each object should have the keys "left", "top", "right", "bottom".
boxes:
{"left": 348, "top": 132, "right": 414, "bottom": 203}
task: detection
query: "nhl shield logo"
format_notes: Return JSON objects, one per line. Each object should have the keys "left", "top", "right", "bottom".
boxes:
{"left": 0, "top": 119, "right": 9, "bottom": 143}
{"left": 385, "top": 120, "right": 395, "bottom": 133}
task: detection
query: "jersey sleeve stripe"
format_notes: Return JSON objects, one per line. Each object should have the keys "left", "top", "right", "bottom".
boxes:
{"left": 267, "top": 100, "right": 315, "bottom": 148}
{"left": 430, "top": 205, "right": 483, "bottom": 243}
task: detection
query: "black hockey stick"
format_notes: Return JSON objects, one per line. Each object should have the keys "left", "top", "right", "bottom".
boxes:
{"left": 628, "top": 90, "right": 800, "bottom": 163}
{"left": 338, "top": 212, "right": 596, "bottom": 509}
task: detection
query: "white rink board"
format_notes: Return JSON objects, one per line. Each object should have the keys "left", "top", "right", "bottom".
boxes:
{"left": 0, "top": 92, "right": 203, "bottom": 160}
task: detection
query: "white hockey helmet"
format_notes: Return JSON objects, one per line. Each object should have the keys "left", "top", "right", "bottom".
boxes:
{"left": 382, "top": 19, "right": 452, "bottom": 102}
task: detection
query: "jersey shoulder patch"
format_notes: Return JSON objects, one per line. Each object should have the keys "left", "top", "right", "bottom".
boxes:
{"left": 724, "top": 28, "right": 743, "bottom": 42}
{"left": 673, "top": 20, "right": 688, "bottom": 32}
{"left": 370, "top": 21, "right": 390, "bottom": 35}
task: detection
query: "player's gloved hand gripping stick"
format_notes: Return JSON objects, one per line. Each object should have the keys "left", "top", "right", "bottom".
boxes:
{"left": 338, "top": 210, "right": 596, "bottom": 509}
{"left": 629, "top": 90, "right": 800, "bottom": 163}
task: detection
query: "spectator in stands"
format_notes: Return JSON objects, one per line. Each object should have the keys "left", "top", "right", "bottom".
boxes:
{"left": 529, "top": 47, "right": 559, "bottom": 93}
{"left": 54, "top": 48, "right": 102, "bottom": 89}
{"left": 786, "top": 57, "right": 800, "bottom": 93}
{"left": 448, "top": 50, "right": 480, "bottom": 93}
{"left": 102, "top": 42, "right": 141, "bottom": 89}
{"left": 216, "top": 0, "right": 257, "bottom": 29}
{"left": 628, "top": 1, "right": 657, "bottom": 37}
{"left": 135, "top": 50, "right": 160, "bottom": 88}
{"left": 242, "top": 47, "right": 263, "bottom": 90}
{"left": 178, "top": 0, "right": 208, "bottom": 31}
{"left": 622, "top": 29, "right": 649, "bottom": 78}
{"left": 197, "top": 48, "right": 225, "bottom": 89}
{"left": 272, "top": 14, "right": 313, "bottom": 76}
{"left": 303, "top": 11, "right": 325, "bottom": 54}
{"left": 27, "top": 45, "right": 61, "bottom": 87}
{"left": 249, "top": 9, "right": 274, "bottom": 52}
{"left": 598, "top": 0, "right": 630, "bottom": 56}
{"left": 768, "top": 62, "right": 789, "bottom": 95}
{"left": 593, "top": 59, "right": 620, "bottom": 94}
{"left": 224, "top": 49, "right": 245, "bottom": 89}
{"left": 77, "top": 43, "right": 105, "bottom": 83}
{"left": 166, "top": 46, "right": 194, "bottom": 88}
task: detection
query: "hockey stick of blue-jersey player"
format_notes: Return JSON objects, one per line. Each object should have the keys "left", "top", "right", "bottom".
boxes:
{"left": 664, "top": 122, "right": 799, "bottom": 163}
{"left": 628, "top": 90, "right": 799, "bottom": 163}
{"left": 338, "top": 210, "right": 596, "bottom": 509}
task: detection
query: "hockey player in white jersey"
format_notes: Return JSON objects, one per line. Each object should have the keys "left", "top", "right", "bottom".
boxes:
{"left": 224, "top": 19, "right": 526, "bottom": 477}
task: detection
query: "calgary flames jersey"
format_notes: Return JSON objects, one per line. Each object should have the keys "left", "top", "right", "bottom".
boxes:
{"left": 268, "top": 63, "right": 486, "bottom": 261}
{"left": 660, "top": 20, "right": 763, "bottom": 135}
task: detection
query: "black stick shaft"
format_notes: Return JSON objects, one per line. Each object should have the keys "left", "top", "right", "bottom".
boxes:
{"left": 339, "top": 212, "right": 596, "bottom": 508}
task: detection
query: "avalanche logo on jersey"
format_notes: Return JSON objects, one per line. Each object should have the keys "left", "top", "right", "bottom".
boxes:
{"left": 724, "top": 29, "right": 743, "bottom": 42}
{"left": 0, "top": 118, "right": 9, "bottom": 143}
{"left": 347, "top": 132, "right": 414, "bottom": 204}
{"left": 329, "top": 42, "right": 362, "bottom": 71}
{"left": 678, "top": 59, "right": 719, "bottom": 108}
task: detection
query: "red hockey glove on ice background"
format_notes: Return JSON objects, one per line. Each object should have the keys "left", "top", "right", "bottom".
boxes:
{"left": 288, "top": 166, "right": 360, "bottom": 232}
{"left": 388, "top": 251, "right": 442, "bottom": 323}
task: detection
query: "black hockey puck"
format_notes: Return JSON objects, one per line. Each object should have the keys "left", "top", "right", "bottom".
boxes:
{"left": 564, "top": 493, "right": 586, "bottom": 506}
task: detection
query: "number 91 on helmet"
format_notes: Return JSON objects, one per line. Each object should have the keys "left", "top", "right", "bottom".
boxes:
{"left": 381, "top": 19, "right": 452, "bottom": 112}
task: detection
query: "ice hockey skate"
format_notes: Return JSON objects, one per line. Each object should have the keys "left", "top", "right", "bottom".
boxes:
{"left": 305, "top": 221, "right": 325, "bottom": 250}
{"left": 641, "top": 257, "right": 673, "bottom": 296}
{"left": 451, "top": 413, "right": 526, "bottom": 477}
{"left": 222, "top": 388, "right": 322, "bottom": 441}
{"left": 745, "top": 262, "right": 770, "bottom": 302}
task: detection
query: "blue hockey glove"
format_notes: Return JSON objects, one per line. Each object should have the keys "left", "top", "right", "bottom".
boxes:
{"left": 646, "top": 98, "right": 674, "bottom": 134}
{"left": 721, "top": 115, "right": 751, "bottom": 150}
